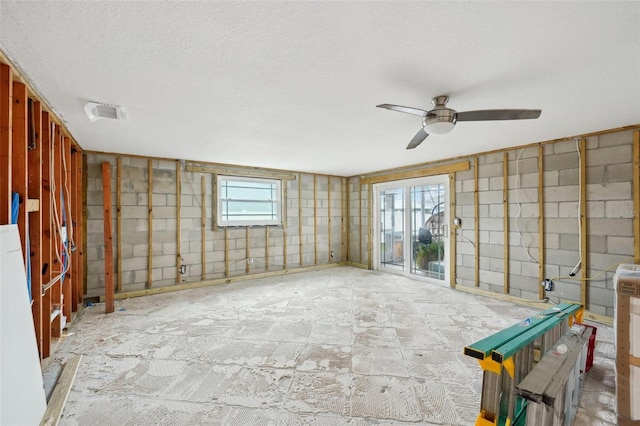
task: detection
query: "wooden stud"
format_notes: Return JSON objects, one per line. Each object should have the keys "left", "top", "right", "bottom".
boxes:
{"left": 313, "top": 175, "right": 318, "bottom": 265}
{"left": 538, "top": 145, "right": 546, "bottom": 300}
{"left": 343, "top": 178, "right": 349, "bottom": 262}
{"left": 70, "top": 144, "right": 82, "bottom": 310}
{"left": 224, "top": 227, "right": 229, "bottom": 276}
{"left": 265, "top": 226, "right": 270, "bottom": 271}
{"left": 246, "top": 227, "right": 250, "bottom": 274}
{"left": 0, "top": 64, "right": 11, "bottom": 224}
{"left": 12, "top": 82, "right": 28, "bottom": 263}
{"left": 299, "top": 173, "right": 303, "bottom": 266}
{"left": 368, "top": 184, "right": 373, "bottom": 269}
{"left": 76, "top": 151, "right": 85, "bottom": 305}
{"left": 327, "top": 177, "right": 332, "bottom": 262}
{"left": 449, "top": 173, "right": 456, "bottom": 288}
{"left": 176, "top": 161, "right": 182, "bottom": 283}
{"left": 101, "top": 162, "right": 115, "bottom": 314}
{"left": 359, "top": 181, "right": 362, "bottom": 264}
{"left": 28, "top": 100, "right": 42, "bottom": 357}
{"left": 40, "top": 112, "right": 52, "bottom": 358}
{"left": 634, "top": 131, "right": 640, "bottom": 262}
{"left": 282, "top": 180, "right": 288, "bottom": 270}
{"left": 51, "top": 125, "right": 63, "bottom": 338}
{"left": 61, "top": 136, "right": 72, "bottom": 323}
{"left": 503, "top": 152, "right": 509, "bottom": 294}
{"left": 360, "top": 161, "right": 470, "bottom": 185}
{"left": 201, "top": 175, "right": 206, "bottom": 278}
{"left": 474, "top": 157, "right": 480, "bottom": 287}
{"left": 579, "top": 139, "right": 588, "bottom": 307}
{"left": 147, "top": 160, "right": 153, "bottom": 288}
{"left": 116, "top": 157, "right": 122, "bottom": 292}
{"left": 212, "top": 172, "right": 217, "bottom": 231}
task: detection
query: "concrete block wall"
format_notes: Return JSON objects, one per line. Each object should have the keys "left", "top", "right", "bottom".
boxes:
{"left": 454, "top": 130, "right": 637, "bottom": 316}
{"left": 85, "top": 154, "right": 346, "bottom": 297}
{"left": 347, "top": 178, "right": 370, "bottom": 266}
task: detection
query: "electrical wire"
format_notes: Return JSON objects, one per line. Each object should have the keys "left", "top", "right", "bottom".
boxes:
{"left": 570, "top": 139, "right": 582, "bottom": 276}
{"left": 514, "top": 148, "right": 538, "bottom": 263}
{"left": 550, "top": 257, "right": 640, "bottom": 283}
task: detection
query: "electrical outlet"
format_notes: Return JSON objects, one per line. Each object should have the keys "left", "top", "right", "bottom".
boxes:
{"left": 247, "top": 257, "right": 254, "bottom": 265}
{"left": 330, "top": 250, "right": 335, "bottom": 258}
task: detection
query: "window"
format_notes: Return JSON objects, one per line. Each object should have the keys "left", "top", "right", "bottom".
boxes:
{"left": 217, "top": 175, "right": 282, "bottom": 226}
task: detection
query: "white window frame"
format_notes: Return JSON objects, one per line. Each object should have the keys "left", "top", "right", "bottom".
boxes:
{"left": 217, "top": 175, "right": 282, "bottom": 227}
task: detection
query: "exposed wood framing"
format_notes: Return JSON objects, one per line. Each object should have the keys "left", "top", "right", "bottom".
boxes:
{"left": 359, "top": 181, "right": 362, "bottom": 264}
{"left": 474, "top": 157, "right": 479, "bottom": 287}
{"left": 503, "top": 152, "right": 509, "bottom": 294}
{"left": 176, "top": 161, "right": 182, "bottom": 283}
{"left": 224, "top": 227, "right": 229, "bottom": 276}
{"left": 212, "top": 173, "right": 218, "bottom": 231}
{"left": 449, "top": 173, "right": 456, "bottom": 288}
{"left": 368, "top": 184, "right": 373, "bottom": 269}
{"left": 186, "top": 163, "right": 296, "bottom": 180}
{"left": 0, "top": 64, "right": 11, "bottom": 224}
{"left": 246, "top": 227, "right": 250, "bottom": 274}
{"left": 40, "top": 112, "right": 52, "bottom": 358}
{"left": 116, "top": 157, "right": 122, "bottom": 292}
{"left": 28, "top": 100, "right": 42, "bottom": 357}
{"left": 101, "top": 162, "right": 114, "bottom": 314}
{"left": 147, "top": 160, "right": 153, "bottom": 288}
{"left": 75, "top": 150, "right": 84, "bottom": 306}
{"left": 201, "top": 175, "right": 206, "bottom": 277}
{"left": 360, "top": 161, "right": 470, "bottom": 185}
{"left": 51, "top": 125, "right": 63, "bottom": 338}
{"left": 538, "top": 145, "right": 546, "bottom": 300}
{"left": 12, "top": 82, "right": 28, "bottom": 264}
{"left": 299, "top": 173, "right": 303, "bottom": 266}
{"left": 282, "top": 181, "right": 288, "bottom": 269}
{"left": 327, "top": 177, "right": 332, "bottom": 262}
{"left": 265, "top": 226, "right": 270, "bottom": 270}
{"left": 634, "top": 131, "right": 640, "bottom": 261}
{"left": 314, "top": 175, "right": 318, "bottom": 265}
{"left": 579, "top": 139, "right": 588, "bottom": 307}
{"left": 70, "top": 145, "right": 82, "bottom": 309}
{"left": 62, "top": 136, "right": 72, "bottom": 323}
{"left": 342, "top": 178, "right": 348, "bottom": 262}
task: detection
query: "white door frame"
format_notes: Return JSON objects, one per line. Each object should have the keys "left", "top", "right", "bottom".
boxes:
{"left": 373, "top": 175, "right": 450, "bottom": 285}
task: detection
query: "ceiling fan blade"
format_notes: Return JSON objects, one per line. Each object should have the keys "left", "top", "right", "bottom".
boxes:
{"left": 456, "top": 109, "right": 541, "bottom": 121}
{"left": 377, "top": 104, "right": 429, "bottom": 117}
{"left": 406, "top": 128, "right": 429, "bottom": 149}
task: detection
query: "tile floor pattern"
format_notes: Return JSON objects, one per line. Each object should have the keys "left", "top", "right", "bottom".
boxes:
{"left": 44, "top": 267, "right": 616, "bottom": 425}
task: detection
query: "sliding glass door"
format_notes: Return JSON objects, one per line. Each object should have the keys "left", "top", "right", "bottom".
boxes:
{"left": 375, "top": 176, "right": 448, "bottom": 284}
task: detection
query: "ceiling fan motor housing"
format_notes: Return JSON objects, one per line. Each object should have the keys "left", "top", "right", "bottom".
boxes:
{"left": 424, "top": 106, "right": 456, "bottom": 134}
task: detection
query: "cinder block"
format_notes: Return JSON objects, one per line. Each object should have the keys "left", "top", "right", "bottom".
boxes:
{"left": 545, "top": 152, "right": 578, "bottom": 172}
{"left": 489, "top": 231, "right": 504, "bottom": 245}
{"left": 489, "top": 257, "right": 504, "bottom": 273}
{"left": 607, "top": 236, "right": 634, "bottom": 255}
{"left": 543, "top": 170, "right": 559, "bottom": 186}
{"left": 546, "top": 248, "right": 582, "bottom": 267}
{"left": 589, "top": 218, "right": 632, "bottom": 236}
{"left": 553, "top": 140, "right": 578, "bottom": 154}
{"left": 587, "top": 182, "right": 631, "bottom": 201}
{"left": 508, "top": 157, "right": 538, "bottom": 174}
{"left": 590, "top": 145, "right": 631, "bottom": 166}
{"left": 605, "top": 200, "right": 635, "bottom": 218}
{"left": 478, "top": 162, "right": 503, "bottom": 179}
{"left": 121, "top": 256, "right": 148, "bottom": 272}
{"left": 544, "top": 185, "right": 579, "bottom": 202}
{"left": 597, "top": 130, "right": 633, "bottom": 147}
{"left": 544, "top": 202, "right": 559, "bottom": 218}
{"left": 509, "top": 202, "right": 538, "bottom": 218}
{"left": 479, "top": 217, "right": 505, "bottom": 231}
{"left": 587, "top": 201, "right": 605, "bottom": 218}
{"left": 509, "top": 187, "right": 537, "bottom": 203}
{"left": 520, "top": 261, "right": 538, "bottom": 278}
{"left": 509, "top": 260, "right": 522, "bottom": 275}
{"left": 545, "top": 218, "right": 578, "bottom": 234}
{"left": 558, "top": 202, "right": 579, "bottom": 218}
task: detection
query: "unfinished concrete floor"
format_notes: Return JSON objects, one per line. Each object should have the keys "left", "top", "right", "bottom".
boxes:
{"left": 44, "top": 267, "right": 616, "bottom": 425}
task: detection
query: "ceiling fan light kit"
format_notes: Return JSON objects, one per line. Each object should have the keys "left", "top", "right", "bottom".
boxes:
{"left": 377, "top": 95, "right": 541, "bottom": 149}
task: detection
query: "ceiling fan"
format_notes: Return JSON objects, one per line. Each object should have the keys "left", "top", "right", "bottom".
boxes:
{"left": 376, "top": 95, "right": 541, "bottom": 149}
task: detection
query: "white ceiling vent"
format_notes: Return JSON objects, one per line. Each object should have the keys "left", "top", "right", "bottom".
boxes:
{"left": 84, "top": 102, "right": 127, "bottom": 122}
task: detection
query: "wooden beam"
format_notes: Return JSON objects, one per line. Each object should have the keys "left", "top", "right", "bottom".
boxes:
{"left": 503, "top": 152, "right": 509, "bottom": 294}
{"left": 39, "top": 354, "right": 82, "bottom": 426}
{"left": 538, "top": 145, "right": 546, "bottom": 300}
{"left": 12, "top": 82, "right": 28, "bottom": 264}
{"left": 579, "top": 139, "right": 588, "bottom": 307}
{"left": 116, "top": 157, "right": 122, "bottom": 292}
{"left": 147, "top": 160, "right": 153, "bottom": 288}
{"left": 70, "top": 144, "right": 82, "bottom": 310}
{"left": 224, "top": 227, "right": 229, "bottom": 276}
{"left": 634, "top": 131, "right": 640, "bottom": 262}
{"left": 343, "top": 178, "right": 348, "bottom": 262}
{"left": 185, "top": 163, "right": 296, "bottom": 180}
{"left": 449, "top": 173, "right": 456, "bottom": 288}
{"left": 314, "top": 175, "right": 318, "bottom": 265}
{"left": 40, "top": 112, "right": 52, "bottom": 358}
{"left": 359, "top": 181, "right": 362, "bottom": 264}
{"left": 299, "top": 174, "right": 303, "bottom": 266}
{"left": 62, "top": 137, "right": 72, "bottom": 323}
{"left": 176, "top": 161, "right": 182, "bottom": 283}
{"left": 28, "top": 100, "right": 42, "bottom": 358}
{"left": 368, "top": 184, "right": 373, "bottom": 269}
{"left": 474, "top": 157, "right": 479, "bottom": 287}
{"left": 101, "top": 162, "right": 114, "bottom": 314}
{"left": 0, "top": 64, "right": 12, "bottom": 224}
{"left": 327, "top": 176, "right": 332, "bottom": 262}
{"left": 51, "top": 125, "right": 63, "bottom": 338}
{"left": 282, "top": 180, "right": 288, "bottom": 269}
{"left": 265, "top": 226, "right": 270, "bottom": 271}
{"left": 360, "top": 161, "right": 470, "bottom": 185}
{"left": 245, "top": 227, "right": 250, "bottom": 274}
{"left": 201, "top": 175, "right": 206, "bottom": 278}
{"left": 76, "top": 152, "right": 85, "bottom": 305}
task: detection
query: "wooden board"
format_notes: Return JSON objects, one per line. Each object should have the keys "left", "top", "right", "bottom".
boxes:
{"left": 12, "top": 82, "right": 28, "bottom": 264}
{"left": 101, "top": 162, "right": 114, "bottom": 314}
{"left": 116, "top": 157, "right": 122, "bottom": 292}
{"left": 176, "top": 161, "right": 182, "bottom": 283}
{"left": 474, "top": 157, "right": 479, "bottom": 287}
{"left": 579, "top": 139, "right": 588, "bottom": 307}
{"left": 0, "top": 64, "right": 12, "bottom": 224}
{"left": 503, "top": 152, "right": 509, "bottom": 294}
{"left": 61, "top": 137, "right": 72, "bottom": 323}
{"left": 40, "top": 112, "right": 52, "bottom": 358}
{"left": 538, "top": 145, "right": 546, "bottom": 300}
{"left": 147, "top": 160, "right": 153, "bottom": 288}
{"left": 360, "top": 160, "right": 470, "bottom": 185}
{"left": 449, "top": 173, "right": 456, "bottom": 288}
{"left": 39, "top": 354, "right": 82, "bottom": 426}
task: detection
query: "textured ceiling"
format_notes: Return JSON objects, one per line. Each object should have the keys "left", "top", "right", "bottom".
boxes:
{"left": 1, "top": 1, "right": 639, "bottom": 176}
